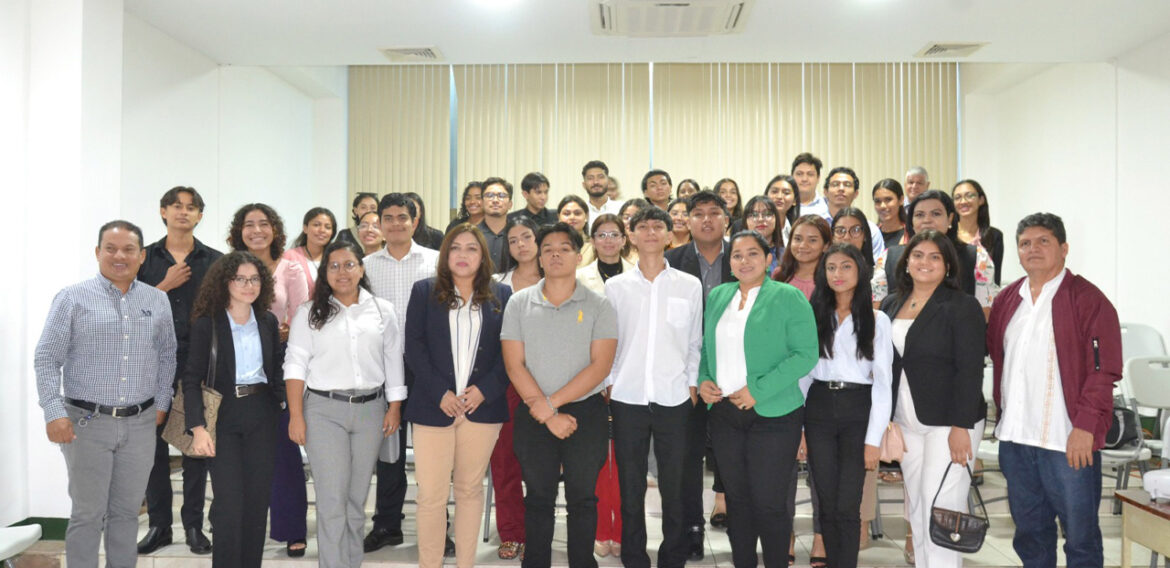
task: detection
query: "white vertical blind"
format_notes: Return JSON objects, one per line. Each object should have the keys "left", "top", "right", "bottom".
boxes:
{"left": 349, "top": 62, "right": 957, "bottom": 224}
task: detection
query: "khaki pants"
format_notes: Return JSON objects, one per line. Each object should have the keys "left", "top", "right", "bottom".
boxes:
{"left": 413, "top": 417, "right": 502, "bottom": 568}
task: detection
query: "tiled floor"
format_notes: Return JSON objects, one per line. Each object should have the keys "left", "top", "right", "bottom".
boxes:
{"left": 20, "top": 460, "right": 1163, "bottom": 567}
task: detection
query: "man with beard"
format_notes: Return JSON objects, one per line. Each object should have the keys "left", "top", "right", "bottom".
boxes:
{"left": 583, "top": 160, "right": 623, "bottom": 228}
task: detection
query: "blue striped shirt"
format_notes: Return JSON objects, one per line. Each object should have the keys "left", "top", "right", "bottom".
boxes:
{"left": 34, "top": 274, "right": 178, "bottom": 422}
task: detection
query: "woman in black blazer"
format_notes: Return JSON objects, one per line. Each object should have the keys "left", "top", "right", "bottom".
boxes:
{"left": 185, "top": 251, "right": 285, "bottom": 568}
{"left": 879, "top": 231, "right": 986, "bottom": 568}
{"left": 404, "top": 224, "right": 513, "bottom": 568}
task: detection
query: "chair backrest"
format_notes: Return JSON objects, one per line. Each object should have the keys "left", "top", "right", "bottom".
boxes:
{"left": 1126, "top": 357, "right": 1170, "bottom": 409}
{"left": 1121, "top": 323, "right": 1167, "bottom": 362}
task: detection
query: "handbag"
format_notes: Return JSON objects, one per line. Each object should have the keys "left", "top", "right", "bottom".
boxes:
{"left": 1105, "top": 403, "right": 1140, "bottom": 449}
{"left": 162, "top": 320, "right": 222, "bottom": 457}
{"left": 879, "top": 422, "right": 905, "bottom": 462}
{"left": 929, "top": 463, "right": 989, "bottom": 553}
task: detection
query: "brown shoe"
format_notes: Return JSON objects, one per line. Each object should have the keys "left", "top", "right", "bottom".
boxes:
{"left": 498, "top": 541, "right": 523, "bottom": 560}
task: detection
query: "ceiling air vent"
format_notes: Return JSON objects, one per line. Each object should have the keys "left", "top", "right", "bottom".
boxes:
{"left": 914, "top": 42, "right": 987, "bottom": 58}
{"left": 591, "top": 0, "right": 752, "bottom": 37}
{"left": 380, "top": 46, "right": 444, "bottom": 63}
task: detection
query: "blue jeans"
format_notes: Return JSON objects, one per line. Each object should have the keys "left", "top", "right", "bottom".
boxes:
{"left": 998, "top": 441, "right": 1103, "bottom": 568}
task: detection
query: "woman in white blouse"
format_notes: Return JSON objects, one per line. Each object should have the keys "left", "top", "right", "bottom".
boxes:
{"left": 284, "top": 240, "right": 406, "bottom": 568}
{"left": 804, "top": 243, "right": 893, "bottom": 568}
{"left": 404, "top": 225, "right": 513, "bottom": 568}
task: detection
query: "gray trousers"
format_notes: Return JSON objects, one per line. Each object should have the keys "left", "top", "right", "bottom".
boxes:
{"left": 61, "top": 402, "right": 156, "bottom": 568}
{"left": 303, "top": 391, "right": 385, "bottom": 568}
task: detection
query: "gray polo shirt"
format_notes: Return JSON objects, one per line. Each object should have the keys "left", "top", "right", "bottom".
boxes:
{"left": 500, "top": 278, "right": 618, "bottom": 402}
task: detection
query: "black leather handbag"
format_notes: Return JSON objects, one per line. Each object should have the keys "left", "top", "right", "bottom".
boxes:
{"left": 929, "top": 463, "right": 989, "bottom": 553}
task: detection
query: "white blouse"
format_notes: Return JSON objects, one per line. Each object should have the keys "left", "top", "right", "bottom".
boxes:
{"left": 890, "top": 318, "right": 922, "bottom": 429}
{"left": 713, "top": 285, "right": 760, "bottom": 395}
{"left": 284, "top": 289, "right": 408, "bottom": 401}
{"left": 448, "top": 295, "right": 482, "bottom": 394}
{"left": 807, "top": 310, "right": 894, "bottom": 446}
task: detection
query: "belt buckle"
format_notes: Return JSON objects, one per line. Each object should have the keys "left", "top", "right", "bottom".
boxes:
{"left": 346, "top": 393, "right": 361, "bottom": 403}
{"left": 827, "top": 381, "right": 844, "bottom": 390}
{"left": 235, "top": 385, "right": 249, "bottom": 398}
{"left": 111, "top": 405, "right": 131, "bottom": 418}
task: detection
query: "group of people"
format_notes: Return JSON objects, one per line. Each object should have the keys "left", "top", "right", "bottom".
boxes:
{"left": 35, "top": 153, "right": 1122, "bottom": 568}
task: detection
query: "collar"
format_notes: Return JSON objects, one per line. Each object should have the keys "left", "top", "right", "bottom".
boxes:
{"left": 373, "top": 243, "right": 422, "bottom": 262}
{"left": 588, "top": 198, "right": 613, "bottom": 212}
{"left": 331, "top": 288, "right": 375, "bottom": 308}
{"left": 226, "top": 307, "right": 258, "bottom": 330}
{"left": 97, "top": 273, "right": 140, "bottom": 294}
{"left": 1019, "top": 268, "right": 1068, "bottom": 303}
{"left": 631, "top": 257, "right": 674, "bottom": 284}
{"left": 529, "top": 278, "right": 591, "bottom": 307}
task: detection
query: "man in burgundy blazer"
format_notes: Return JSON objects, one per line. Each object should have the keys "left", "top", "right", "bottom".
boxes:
{"left": 986, "top": 212, "right": 1121, "bottom": 568}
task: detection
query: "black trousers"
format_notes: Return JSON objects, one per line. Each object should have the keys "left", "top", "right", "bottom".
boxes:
{"left": 208, "top": 389, "right": 280, "bottom": 568}
{"left": 804, "top": 383, "right": 871, "bottom": 568}
{"left": 514, "top": 394, "right": 608, "bottom": 568}
{"left": 709, "top": 399, "right": 803, "bottom": 568}
{"left": 372, "top": 362, "right": 413, "bottom": 532}
{"left": 682, "top": 398, "right": 715, "bottom": 527}
{"left": 145, "top": 380, "right": 209, "bottom": 531}
{"left": 612, "top": 400, "right": 691, "bottom": 568}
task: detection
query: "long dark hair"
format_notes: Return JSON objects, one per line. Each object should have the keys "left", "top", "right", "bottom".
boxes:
{"left": 434, "top": 224, "right": 501, "bottom": 311}
{"left": 831, "top": 207, "right": 875, "bottom": 267}
{"left": 777, "top": 215, "right": 831, "bottom": 282}
{"left": 497, "top": 216, "right": 541, "bottom": 274}
{"left": 192, "top": 251, "right": 274, "bottom": 320}
{"left": 873, "top": 178, "right": 906, "bottom": 224}
{"left": 893, "top": 230, "right": 962, "bottom": 300}
{"left": 228, "top": 203, "right": 286, "bottom": 260}
{"left": 810, "top": 243, "right": 875, "bottom": 360}
{"left": 404, "top": 192, "right": 436, "bottom": 237}
{"left": 308, "top": 241, "right": 372, "bottom": 330}
{"left": 765, "top": 174, "right": 801, "bottom": 226}
{"left": 292, "top": 207, "right": 338, "bottom": 250}
{"left": 456, "top": 181, "right": 483, "bottom": 220}
{"left": 715, "top": 178, "right": 743, "bottom": 220}
{"left": 741, "top": 195, "right": 784, "bottom": 250}
{"left": 906, "top": 190, "right": 958, "bottom": 241}
{"left": 951, "top": 179, "right": 999, "bottom": 252}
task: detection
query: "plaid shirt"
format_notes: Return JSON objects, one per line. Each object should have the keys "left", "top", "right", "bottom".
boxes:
{"left": 34, "top": 274, "right": 178, "bottom": 423}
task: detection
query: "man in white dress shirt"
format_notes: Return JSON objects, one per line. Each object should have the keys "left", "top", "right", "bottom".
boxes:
{"left": 604, "top": 206, "right": 703, "bottom": 568}
{"left": 362, "top": 192, "right": 441, "bottom": 552}
{"left": 583, "top": 160, "right": 623, "bottom": 228}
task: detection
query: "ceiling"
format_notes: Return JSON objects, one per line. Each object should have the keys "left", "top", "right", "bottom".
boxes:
{"left": 123, "top": 0, "right": 1170, "bottom": 66}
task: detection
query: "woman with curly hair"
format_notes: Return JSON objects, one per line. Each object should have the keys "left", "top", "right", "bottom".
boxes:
{"left": 405, "top": 224, "right": 513, "bottom": 567}
{"left": 446, "top": 182, "right": 485, "bottom": 233}
{"left": 184, "top": 251, "right": 286, "bottom": 568}
{"left": 285, "top": 240, "right": 406, "bottom": 568}
{"left": 226, "top": 203, "right": 311, "bottom": 556}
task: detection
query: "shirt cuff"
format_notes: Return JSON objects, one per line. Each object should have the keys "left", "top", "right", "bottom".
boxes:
{"left": 385, "top": 385, "right": 408, "bottom": 402}
{"left": 43, "top": 401, "right": 68, "bottom": 424}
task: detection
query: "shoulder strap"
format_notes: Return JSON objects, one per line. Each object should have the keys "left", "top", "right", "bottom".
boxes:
{"left": 204, "top": 318, "right": 218, "bottom": 388}
{"left": 931, "top": 463, "right": 989, "bottom": 521}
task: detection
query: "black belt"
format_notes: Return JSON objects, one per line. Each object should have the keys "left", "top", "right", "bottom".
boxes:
{"left": 308, "top": 387, "right": 382, "bottom": 404}
{"left": 65, "top": 398, "right": 155, "bottom": 417}
{"left": 234, "top": 383, "right": 270, "bottom": 398}
{"left": 813, "top": 380, "right": 872, "bottom": 391}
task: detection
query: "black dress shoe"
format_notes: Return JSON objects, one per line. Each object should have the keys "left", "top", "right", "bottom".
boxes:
{"left": 688, "top": 526, "right": 705, "bottom": 560}
{"left": 185, "top": 527, "right": 212, "bottom": 555}
{"left": 137, "top": 526, "right": 173, "bottom": 554}
{"left": 444, "top": 536, "right": 456, "bottom": 557}
{"left": 363, "top": 527, "right": 404, "bottom": 553}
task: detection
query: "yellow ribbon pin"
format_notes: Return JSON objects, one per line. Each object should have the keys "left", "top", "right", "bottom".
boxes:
{"left": 577, "top": 309, "right": 583, "bottom": 323}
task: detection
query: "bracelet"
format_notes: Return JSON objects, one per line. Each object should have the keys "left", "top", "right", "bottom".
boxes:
{"left": 546, "top": 396, "right": 558, "bottom": 416}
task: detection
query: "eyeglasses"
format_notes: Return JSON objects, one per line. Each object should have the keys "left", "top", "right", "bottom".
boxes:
{"left": 747, "top": 212, "right": 775, "bottom": 221}
{"left": 327, "top": 261, "right": 361, "bottom": 273}
{"left": 482, "top": 192, "right": 510, "bottom": 201}
{"left": 230, "top": 276, "right": 263, "bottom": 287}
{"left": 593, "top": 231, "right": 624, "bottom": 240}
{"left": 833, "top": 226, "right": 865, "bottom": 237}
{"left": 357, "top": 223, "right": 380, "bottom": 231}
{"left": 953, "top": 192, "right": 980, "bottom": 202}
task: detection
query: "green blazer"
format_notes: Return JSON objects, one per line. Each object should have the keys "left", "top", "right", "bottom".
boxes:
{"left": 697, "top": 279, "right": 818, "bottom": 417}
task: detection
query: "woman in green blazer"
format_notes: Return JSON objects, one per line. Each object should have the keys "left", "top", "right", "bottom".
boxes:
{"left": 698, "top": 231, "right": 818, "bottom": 568}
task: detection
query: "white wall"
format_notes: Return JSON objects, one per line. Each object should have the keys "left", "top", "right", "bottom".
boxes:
{"left": 121, "top": 13, "right": 348, "bottom": 248}
{"left": 962, "top": 34, "right": 1170, "bottom": 342}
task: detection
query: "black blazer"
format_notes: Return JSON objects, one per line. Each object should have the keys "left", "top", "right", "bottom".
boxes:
{"left": 664, "top": 240, "right": 734, "bottom": 306}
{"left": 403, "top": 278, "right": 513, "bottom": 427}
{"left": 879, "top": 285, "right": 987, "bottom": 429}
{"left": 182, "top": 309, "right": 286, "bottom": 431}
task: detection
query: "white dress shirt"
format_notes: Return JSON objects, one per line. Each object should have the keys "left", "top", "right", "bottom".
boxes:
{"left": 605, "top": 262, "right": 703, "bottom": 406}
{"left": 449, "top": 295, "right": 483, "bottom": 394}
{"left": 995, "top": 269, "right": 1072, "bottom": 451}
{"left": 284, "top": 289, "right": 407, "bottom": 401}
{"left": 587, "top": 197, "right": 624, "bottom": 228}
{"left": 808, "top": 310, "right": 894, "bottom": 446}
{"left": 364, "top": 244, "right": 440, "bottom": 337}
{"left": 713, "top": 285, "right": 761, "bottom": 395}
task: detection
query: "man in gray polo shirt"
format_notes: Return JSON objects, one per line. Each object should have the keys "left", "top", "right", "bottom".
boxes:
{"left": 501, "top": 222, "right": 618, "bottom": 568}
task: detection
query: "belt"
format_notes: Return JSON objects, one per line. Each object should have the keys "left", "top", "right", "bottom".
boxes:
{"left": 814, "top": 380, "right": 871, "bottom": 391}
{"left": 307, "top": 387, "right": 382, "bottom": 404}
{"left": 234, "top": 383, "right": 269, "bottom": 398}
{"left": 65, "top": 398, "right": 155, "bottom": 417}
